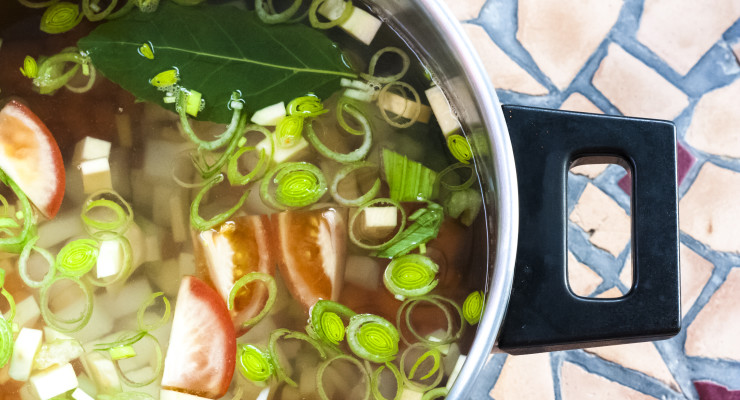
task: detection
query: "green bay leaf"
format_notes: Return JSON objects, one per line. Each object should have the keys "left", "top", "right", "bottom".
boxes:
{"left": 78, "top": 2, "right": 356, "bottom": 123}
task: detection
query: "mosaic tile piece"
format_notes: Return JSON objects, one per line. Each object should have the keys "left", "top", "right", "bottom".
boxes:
{"left": 733, "top": 40, "right": 740, "bottom": 65}
{"left": 561, "top": 362, "right": 658, "bottom": 400}
{"left": 440, "top": 0, "right": 486, "bottom": 21}
{"left": 679, "top": 244, "right": 715, "bottom": 317}
{"left": 685, "top": 78, "right": 740, "bottom": 159}
{"left": 636, "top": 0, "right": 740, "bottom": 75}
{"left": 685, "top": 268, "right": 740, "bottom": 361}
{"left": 571, "top": 164, "right": 608, "bottom": 179}
{"left": 618, "top": 141, "right": 695, "bottom": 195}
{"left": 569, "top": 183, "right": 631, "bottom": 257}
{"left": 584, "top": 343, "right": 680, "bottom": 391}
{"left": 593, "top": 44, "right": 689, "bottom": 120}
{"left": 679, "top": 162, "right": 740, "bottom": 254}
{"left": 561, "top": 93, "right": 603, "bottom": 114}
{"left": 516, "top": 0, "right": 622, "bottom": 89}
{"left": 567, "top": 251, "right": 603, "bottom": 297}
{"left": 489, "top": 353, "right": 554, "bottom": 400}
{"left": 596, "top": 286, "right": 624, "bottom": 299}
{"left": 694, "top": 381, "right": 740, "bottom": 400}
{"left": 461, "top": 23, "right": 548, "bottom": 95}
{"left": 620, "top": 255, "right": 633, "bottom": 291}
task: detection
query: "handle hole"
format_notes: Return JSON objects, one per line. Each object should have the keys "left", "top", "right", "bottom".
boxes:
{"left": 567, "top": 157, "right": 633, "bottom": 299}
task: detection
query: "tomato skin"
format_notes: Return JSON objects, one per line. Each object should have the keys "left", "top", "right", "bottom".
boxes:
{"left": 162, "top": 276, "right": 236, "bottom": 399}
{"left": 273, "top": 207, "right": 347, "bottom": 310}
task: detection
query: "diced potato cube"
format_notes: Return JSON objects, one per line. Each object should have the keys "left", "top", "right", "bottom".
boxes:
{"left": 29, "top": 363, "right": 78, "bottom": 400}
{"left": 14, "top": 295, "right": 41, "bottom": 329}
{"left": 256, "top": 134, "right": 310, "bottom": 165}
{"left": 425, "top": 86, "right": 460, "bottom": 137}
{"left": 377, "top": 91, "right": 432, "bottom": 123}
{"left": 250, "top": 101, "right": 286, "bottom": 126}
{"left": 97, "top": 240, "right": 123, "bottom": 279}
{"left": 80, "top": 158, "right": 113, "bottom": 194}
{"left": 9, "top": 328, "right": 43, "bottom": 382}
{"left": 72, "top": 137, "right": 111, "bottom": 166}
{"left": 82, "top": 352, "right": 121, "bottom": 395}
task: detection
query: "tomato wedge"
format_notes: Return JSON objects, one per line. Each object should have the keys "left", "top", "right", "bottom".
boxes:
{"left": 273, "top": 207, "right": 347, "bottom": 309}
{"left": 161, "top": 276, "right": 236, "bottom": 399}
{"left": 196, "top": 215, "right": 275, "bottom": 336}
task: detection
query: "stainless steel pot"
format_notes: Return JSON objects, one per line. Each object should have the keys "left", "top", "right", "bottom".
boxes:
{"left": 365, "top": 0, "right": 681, "bottom": 398}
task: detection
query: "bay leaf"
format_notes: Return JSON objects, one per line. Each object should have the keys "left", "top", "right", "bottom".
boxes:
{"left": 78, "top": 2, "right": 357, "bottom": 123}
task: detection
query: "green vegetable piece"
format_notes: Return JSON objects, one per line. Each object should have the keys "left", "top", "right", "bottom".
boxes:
{"left": 238, "top": 344, "right": 274, "bottom": 382}
{"left": 20, "top": 56, "right": 38, "bottom": 78}
{"left": 184, "top": 89, "right": 202, "bottom": 117}
{"left": 77, "top": 1, "right": 356, "bottom": 123}
{"left": 443, "top": 188, "right": 482, "bottom": 227}
{"left": 40, "top": 2, "right": 82, "bottom": 34}
{"left": 382, "top": 148, "right": 438, "bottom": 202}
{"left": 374, "top": 202, "right": 444, "bottom": 259}
{"left": 109, "top": 345, "right": 137, "bottom": 360}
{"left": 149, "top": 69, "right": 178, "bottom": 88}
{"left": 462, "top": 290, "right": 485, "bottom": 325}
{"left": 138, "top": 43, "right": 155, "bottom": 59}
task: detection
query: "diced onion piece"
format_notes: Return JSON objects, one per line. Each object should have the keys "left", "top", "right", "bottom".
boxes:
{"left": 29, "top": 363, "right": 78, "bottom": 400}
{"left": 251, "top": 101, "right": 286, "bottom": 126}
{"left": 425, "top": 86, "right": 460, "bottom": 137}
{"left": 9, "top": 328, "right": 43, "bottom": 382}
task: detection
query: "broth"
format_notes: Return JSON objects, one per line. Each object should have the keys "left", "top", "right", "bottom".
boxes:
{"left": 0, "top": 1, "right": 486, "bottom": 399}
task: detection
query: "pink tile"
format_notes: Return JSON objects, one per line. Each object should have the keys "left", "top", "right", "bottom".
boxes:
{"left": 679, "top": 244, "right": 714, "bottom": 317}
{"left": 685, "top": 78, "right": 740, "bottom": 159}
{"left": 490, "top": 353, "right": 555, "bottom": 400}
{"left": 561, "top": 362, "right": 658, "bottom": 400}
{"left": 561, "top": 93, "right": 603, "bottom": 114}
{"left": 636, "top": 0, "right": 740, "bottom": 75}
{"left": 569, "top": 183, "right": 631, "bottom": 257}
{"left": 694, "top": 381, "right": 740, "bottom": 400}
{"left": 462, "top": 23, "right": 548, "bottom": 95}
{"left": 593, "top": 44, "right": 689, "bottom": 120}
{"left": 679, "top": 163, "right": 740, "bottom": 254}
{"left": 619, "top": 141, "right": 694, "bottom": 195}
{"left": 584, "top": 343, "right": 679, "bottom": 391}
{"left": 517, "top": 0, "right": 623, "bottom": 89}
{"left": 685, "top": 268, "right": 740, "bottom": 361}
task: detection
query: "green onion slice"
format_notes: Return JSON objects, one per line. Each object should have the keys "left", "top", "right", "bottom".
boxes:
{"left": 308, "top": 0, "right": 354, "bottom": 29}
{"left": 95, "top": 330, "right": 147, "bottom": 352}
{"left": 228, "top": 272, "right": 277, "bottom": 329}
{"left": 81, "top": 0, "right": 118, "bottom": 21}
{"left": 106, "top": 0, "right": 137, "bottom": 19}
{"left": 18, "top": 0, "right": 59, "bottom": 8}
{"left": 190, "top": 174, "right": 250, "bottom": 231}
{"left": 382, "top": 148, "right": 438, "bottom": 202}
{"left": 0, "top": 173, "right": 37, "bottom": 254}
{"left": 462, "top": 290, "right": 484, "bottom": 325}
{"left": 329, "top": 162, "right": 381, "bottom": 207}
{"left": 287, "top": 95, "right": 328, "bottom": 118}
{"left": 56, "top": 238, "right": 98, "bottom": 277}
{"left": 227, "top": 146, "right": 270, "bottom": 186}
{"left": 40, "top": 276, "right": 93, "bottom": 333}
{"left": 256, "top": 0, "right": 302, "bottom": 24}
{"left": 64, "top": 62, "right": 96, "bottom": 94}
{"left": 436, "top": 162, "right": 476, "bottom": 192}
{"left": 400, "top": 343, "right": 443, "bottom": 391}
{"left": 307, "top": 102, "right": 372, "bottom": 163}
{"left": 275, "top": 115, "right": 304, "bottom": 148}
{"left": 371, "top": 362, "right": 403, "bottom": 400}
{"left": 108, "top": 345, "right": 136, "bottom": 360}
{"left": 178, "top": 91, "right": 244, "bottom": 152}
{"left": 317, "top": 354, "right": 370, "bottom": 400}
{"left": 346, "top": 314, "right": 399, "bottom": 363}
{"left": 269, "top": 329, "right": 327, "bottom": 386}
{"left": 20, "top": 56, "right": 38, "bottom": 79}
{"left": 377, "top": 81, "right": 421, "bottom": 129}
{"left": 85, "top": 235, "right": 132, "bottom": 287}
{"left": 137, "top": 292, "right": 171, "bottom": 332}
{"left": 447, "top": 134, "right": 473, "bottom": 164}
{"left": 361, "top": 47, "right": 410, "bottom": 84}
{"left": 260, "top": 162, "right": 327, "bottom": 210}
{"left": 32, "top": 50, "right": 89, "bottom": 94}
{"left": 397, "top": 295, "right": 464, "bottom": 347}
{"left": 383, "top": 254, "right": 439, "bottom": 300}
{"left": 19, "top": 236, "right": 56, "bottom": 289}
{"left": 40, "top": 1, "right": 82, "bottom": 34}
{"left": 1, "top": 290, "right": 15, "bottom": 324}
{"left": 335, "top": 97, "right": 365, "bottom": 136}
{"left": 0, "top": 315, "right": 13, "bottom": 368}
{"left": 309, "top": 299, "right": 356, "bottom": 349}
{"left": 192, "top": 117, "right": 252, "bottom": 179}
{"left": 238, "top": 344, "right": 274, "bottom": 383}
{"left": 421, "top": 387, "right": 449, "bottom": 400}
{"left": 112, "top": 333, "right": 164, "bottom": 387}
{"left": 81, "top": 190, "right": 133, "bottom": 239}
{"left": 348, "top": 198, "right": 406, "bottom": 250}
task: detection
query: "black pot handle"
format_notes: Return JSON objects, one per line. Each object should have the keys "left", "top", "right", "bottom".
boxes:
{"left": 497, "top": 105, "right": 681, "bottom": 354}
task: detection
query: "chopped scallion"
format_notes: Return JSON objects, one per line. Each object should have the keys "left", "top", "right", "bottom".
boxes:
{"left": 462, "top": 290, "right": 484, "bottom": 325}
{"left": 346, "top": 314, "right": 399, "bottom": 363}
{"left": 383, "top": 254, "right": 439, "bottom": 301}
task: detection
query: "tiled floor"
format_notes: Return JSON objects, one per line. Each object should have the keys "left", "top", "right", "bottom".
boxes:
{"left": 447, "top": 0, "right": 740, "bottom": 399}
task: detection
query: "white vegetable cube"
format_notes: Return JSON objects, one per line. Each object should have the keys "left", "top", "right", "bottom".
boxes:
{"left": 71, "top": 388, "right": 96, "bottom": 400}
{"left": 72, "top": 136, "right": 111, "bottom": 165}
{"left": 43, "top": 327, "right": 73, "bottom": 343}
{"left": 100, "top": 278, "right": 153, "bottom": 319}
{"left": 318, "top": 0, "right": 381, "bottom": 45}
{"left": 377, "top": 91, "right": 432, "bottom": 123}
{"left": 362, "top": 206, "right": 398, "bottom": 236}
{"left": 97, "top": 240, "right": 123, "bottom": 279}
{"left": 399, "top": 387, "right": 424, "bottom": 400}
{"left": 161, "top": 389, "right": 212, "bottom": 400}
{"left": 9, "top": 328, "right": 43, "bottom": 382}
{"left": 29, "top": 363, "right": 78, "bottom": 400}
{"left": 250, "top": 101, "right": 286, "bottom": 126}
{"left": 82, "top": 352, "right": 121, "bottom": 395}
{"left": 80, "top": 157, "right": 113, "bottom": 194}
{"left": 445, "top": 355, "right": 467, "bottom": 391}
{"left": 256, "top": 134, "right": 310, "bottom": 165}
{"left": 425, "top": 86, "right": 460, "bottom": 137}
{"left": 14, "top": 295, "right": 41, "bottom": 329}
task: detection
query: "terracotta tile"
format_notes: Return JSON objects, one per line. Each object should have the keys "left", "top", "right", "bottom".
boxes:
{"left": 462, "top": 23, "right": 548, "bottom": 95}
{"left": 619, "top": 141, "right": 694, "bottom": 195}
{"left": 517, "top": 0, "right": 623, "bottom": 89}
{"left": 685, "top": 268, "right": 740, "bottom": 361}
{"left": 567, "top": 251, "right": 603, "bottom": 297}
{"left": 685, "top": 78, "right": 740, "bottom": 159}
{"left": 561, "top": 362, "right": 658, "bottom": 400}
{"left": 571, "top": 164, "right": 608, "bottom": 179}
{"left": 679, "top": 163, "right": 740, "bottom": 253}
{"left": 620, "top": 256, "right": 633, "bottom": 290}
{"left": 490, "top": 353, "right": 554, "bottom": 400}
{"left": 636, "top": 0, "right": 740, "bottom": 75}
{"left": 584, "top": 343, "right": 679, "bottom": 391}
{"left": 569, "top": 183, "right": 631, "bottom": 257}
{"left": 561, "top": 93, "right": 603, "bottom": 114}
{"left": 596, "top": 286, "right": 624, "bottom": 299}
{"left": 679, "top": 244, "right": 714, "bottom": 317}
{"left": 441, "top": 0, "right": 486, "bottom": 21}
{"left": 593, "top": 44, "right": 689, "bottom": 120}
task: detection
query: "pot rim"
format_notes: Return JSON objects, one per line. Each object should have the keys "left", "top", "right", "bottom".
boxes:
{"left": 410, "top": 1, "right": 520, "bottom": 397}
